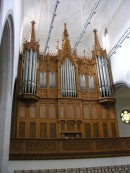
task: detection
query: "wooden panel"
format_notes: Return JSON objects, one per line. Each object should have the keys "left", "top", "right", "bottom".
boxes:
{"left": 77, "top": 122, "right": 81, "bottom": 130}
{"left": 61, "top": 122, "right": 65, "bottom": 131}
{"left": 19, "top": 105, "right": 25, "bottom": 118}
{"left": 85, "top": 123, "right": 91, "bottom": 138}
{"left": 30, "top": 122, "right": 36, "bottom": 138}
{"left": 109, "top": 108, "right": 115, "bottom": 119}
{"left": 66, "top": 104, "right": 74, "bottom": 118}
{"left": 101, "top": 108, "right": 107, "bottom": 119}
{"left": 75, "top": 104, "right": 81, "bottom": 119}
{"left": 40, "top": 123, "right": 47, "bottom": 138}
{"left": 30, "top": 106, "right": 35, "bottom": 118}
{"left": 102, "top": 123, "right": 108, "bottom": 137}
{"left": 67, "top": 122, "right": 75, "bottom": 131}
{"left": 50, "top": 123, "right": 56, "bottom": 138}
{"left": 93, "top": 123, "right": 99, "bottom": 137}
{"left": 19, "top": 122, "right": 25, "bottom": 138}
{"left": 83, "top": 105, "right": 90, "bottom": 119}
{"left": 48, "top": 104, "right": 56, "bottom": 118}
{"left": 111, "top": 123, "right": 117, "bottom": 137}
{"left": 92, "top": 106, "right": 98, "bottom": 119}
{"left": 59, "top": 104, "right": 65, "bottom": 119}
{"left": 40, "top": 104, "right": 47, "bottom": 118}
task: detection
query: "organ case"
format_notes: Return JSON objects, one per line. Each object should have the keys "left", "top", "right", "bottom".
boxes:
{"left": 11, "top": 21, "right": 119, "bottom": 141}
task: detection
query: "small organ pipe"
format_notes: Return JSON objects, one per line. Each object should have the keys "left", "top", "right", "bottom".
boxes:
{"left": 67, "top": 59, "right": 70, "bottom": 96}
{"left": 25, "top": 50, "right": 29, "bottom": 93}
{"left": 31, "top": 52, "right": 35, "bottom": 93}
{"left": 22, "top": 51, "right": 26, "bottom": 92}
{"left": 54, "top": 72, "right": 56, "bottom": 87}
{"left": 28, "top": 49, "right": 33, "bottom": 92}
{"left": 98, "top": 57, "right": 105, "bottom": 96}
{"left": 34, "top": 52, "right": 37, "bottom": 93}
{"left": 69, "top": 61, "right": 72, "bottom": 96}
{"left": 62, "top": 64, "right": 64, "bottom": 95}
{"left": 73, "top": 66, "right": 76, "bottom": 97}
{"left": 96, "top": 57, "right": 102, "bottom": 96}
{"left": 105, "top": 63, "right": 111, "bottom": 96}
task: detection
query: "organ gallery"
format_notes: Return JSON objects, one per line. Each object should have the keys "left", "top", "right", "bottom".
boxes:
{"left": 10, "top": 21, "right": 121, "bottom": 159}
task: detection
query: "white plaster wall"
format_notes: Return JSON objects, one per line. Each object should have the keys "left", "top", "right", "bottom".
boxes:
{"left": 0, "top": 0, "right": 23, "bottom": 84}
{"left": 104, "top": 0, "right": 130, "bottom": 86}
{"left": 116, "top": 98, "right": 130, "bottom": 137}
{"left": 8, "top": 156, "right": 130, "bottom": 173}
{"left": 0, "top": 0, "right": 23, "bottom": 172}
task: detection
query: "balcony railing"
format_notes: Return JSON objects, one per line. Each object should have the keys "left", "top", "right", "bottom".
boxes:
{"left": 10, "top": 137, "right": 130, "bottom": 160}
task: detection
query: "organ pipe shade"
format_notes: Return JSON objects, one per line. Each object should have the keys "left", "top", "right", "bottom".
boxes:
{"left": 96, "top": 56, "right": 112, "bottom": 97}
{"left": 80, "top": 74, "right": 86, "bottom": 90}
{"left": 88, "top": 75, "right": 95, "bottom": 91}
{"left": 61, "top": 58, "right": 77, "bottom": 97}
{"left": 40, "top": 72, "right": 46, "bottom": 88}
{"left": 49, "top": 72, "right": 56, "bottom": 88}
{"left": 22, "top": 49, "right": 38, "bottom": 94}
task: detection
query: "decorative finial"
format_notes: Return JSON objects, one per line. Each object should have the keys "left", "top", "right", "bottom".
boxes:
{"left": 64, "top": 23, "right": 67, "bottom": 30}
{"left": 30, "top": 20, "right": 36, "bottom": 43}
{"left": 62, "top": 23, "right": 71, "bottom": 52}
{"left": 93, "top": 29, "right": 101, "bottom": 51}
{"left": 83, "top": 50, "right": 85, "bottom": 57}
{"left": 56, "top": 40, "right": 59, "bottom": 48}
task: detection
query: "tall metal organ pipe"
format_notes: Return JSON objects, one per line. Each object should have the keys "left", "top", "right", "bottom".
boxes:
{"left": 60, "top": 58, "right": 76, "bottom": 97}
{"left": 96, "top": 56, "right": 112, "bottom": 97}
{"left": 22, "top": 50, "right": 38, "bottom": 94}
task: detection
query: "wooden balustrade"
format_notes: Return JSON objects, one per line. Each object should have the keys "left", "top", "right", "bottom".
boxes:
{"left": 10, "top": 137, "right": 130, "bottom": 160}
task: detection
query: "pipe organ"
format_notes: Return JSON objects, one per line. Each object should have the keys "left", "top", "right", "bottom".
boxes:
{"left": 11, "top": 22, "right": 119, "bottom": 144}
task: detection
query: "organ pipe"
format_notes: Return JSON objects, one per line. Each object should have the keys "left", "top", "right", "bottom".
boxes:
{"left": 22, "top": 50, "right": 38, "bottom": 94}
{"left": 96, "top": 56, "right": 112, "bottom": 97}
{"left": 60, "top": 58, "right": 76, "bottom": 97}
{"left": 96, "top": 57, "right": 102, "bottom": 96}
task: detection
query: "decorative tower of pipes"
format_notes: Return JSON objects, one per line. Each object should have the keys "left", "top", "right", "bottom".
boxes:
{"left": 92, "top": 29, "right": 113, "bottom": 102}
{"left": 22, "top": 21, "right": 39, "bottom": 95}
{"left": 60, "top": 23, "right": 77, "bottom": 97}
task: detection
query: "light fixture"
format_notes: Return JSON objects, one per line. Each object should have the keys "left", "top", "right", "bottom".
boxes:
{"left": 120, "top": 110, "right": 130, "bottom": 124}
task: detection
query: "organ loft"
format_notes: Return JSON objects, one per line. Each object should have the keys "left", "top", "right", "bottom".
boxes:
{"left": 10, "top": 21, "right": 120, "bottom": 158}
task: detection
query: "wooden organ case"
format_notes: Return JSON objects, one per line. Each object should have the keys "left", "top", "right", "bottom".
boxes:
{"left": 10, "top": 21, "right": 122, "bottom": 159}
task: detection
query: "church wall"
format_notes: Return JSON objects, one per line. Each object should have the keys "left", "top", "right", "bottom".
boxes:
{"left": 0, "top": 0, "right": 23, "bottom": 172}
{"left": 116, "top": 98, "right": 130, "bottom": 137}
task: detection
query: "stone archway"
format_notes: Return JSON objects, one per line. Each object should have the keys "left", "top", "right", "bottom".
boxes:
{"left": 0, "top": 14, "right": 14, "bottom": 173}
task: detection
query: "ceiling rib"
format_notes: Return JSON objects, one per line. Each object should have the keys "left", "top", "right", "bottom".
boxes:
{"left": 43, "top": 0, "right": 60, "bottom": 56}
{"left": 72, "top": 0, "right": 102, "bottom": 53}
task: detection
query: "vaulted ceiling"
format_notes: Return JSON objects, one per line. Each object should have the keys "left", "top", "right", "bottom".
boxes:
{"left": 22, "top": 0, "right": 123, "bottom": 55}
